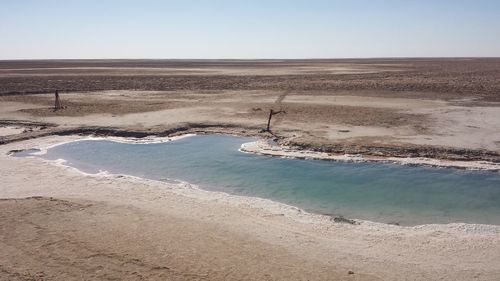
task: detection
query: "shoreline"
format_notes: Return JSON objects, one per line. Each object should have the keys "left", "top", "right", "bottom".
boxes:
{"left": 2, "top": 59, "right": 500, "bottom": 280}
{"left": 1, "top": 116, "right": 500, "bottom": 163}
{"left": 241, "top": 139, "right": 500, "bottom": 172}
{"left": 2, "top": 134, "right": 500, "bottom": 280}
{"left": 7, "top": 133, "right": 500, "bottom": 233}
{"left": 4, "top": 120, "right": 499, "bottom": 171}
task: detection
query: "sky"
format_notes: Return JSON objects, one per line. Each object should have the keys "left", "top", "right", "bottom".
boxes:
{"left": 1, "top": 0, "right": 499, "bottom": 59}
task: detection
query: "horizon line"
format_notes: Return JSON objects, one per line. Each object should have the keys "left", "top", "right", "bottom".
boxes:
{"left": 1, "top": 56, "right": 500, "bottom": 62}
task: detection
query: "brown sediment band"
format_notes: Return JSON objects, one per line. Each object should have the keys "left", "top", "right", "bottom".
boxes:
{"left": 2, "top": 119, "right": 499, "bottom": 163}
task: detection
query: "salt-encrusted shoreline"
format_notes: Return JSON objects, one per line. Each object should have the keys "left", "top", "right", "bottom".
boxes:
{"left": 7, "top": 134, "right": 197, "bottom": 156}
{"left": 240, "top": 140, "right": 500, "bottom": 171}
{"left": 2, "top": 134, "right": 500, "bottom": 280}
{"left": 41, "top": 160, "right": 500, "bottom": 236}
{"left": 6, "top": 134, "right": 500, "bottom": 235}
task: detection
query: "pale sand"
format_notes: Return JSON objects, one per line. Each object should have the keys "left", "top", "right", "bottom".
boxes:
{"left": 0, "top": 126, "right": 25, "bottom": 137}
{"left": 2, "top": 90, "right": 500, "bottom": 156}
{"left": 1, "top": 135, "right": 500, "bottom": 280}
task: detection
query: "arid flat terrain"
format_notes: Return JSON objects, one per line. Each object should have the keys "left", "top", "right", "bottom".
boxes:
{"left": 1, "top": 59, "right": 500, "bottom": 161}
{"left": 1, "top": 136, "right": 499, "bottom": 281}
{"left": 1, "top": 197, "right": 373, "bottom": 281}
{"left": 1, "top": 59, "right": 500, "bottom": 280}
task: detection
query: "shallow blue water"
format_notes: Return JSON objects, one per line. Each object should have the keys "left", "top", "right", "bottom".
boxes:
{"left": 37, "top": 135, "right": 500, "bottom": 225}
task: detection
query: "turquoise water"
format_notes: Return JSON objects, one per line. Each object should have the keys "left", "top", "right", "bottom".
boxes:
{"left": 35, "top": 135, "right": 500, "bottom": 225}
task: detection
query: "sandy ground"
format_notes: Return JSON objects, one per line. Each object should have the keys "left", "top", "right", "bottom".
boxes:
{"left": 1, "top": 197, "right": 365, "bottom": 281}
{"left": 1, "top": 89, "right": 500, "bottom": 161}
{"left": 1, "top": 136, "right": 500, "bottom": 281}
{"left": 1, "top": 59, "right": 500, "bottom": 280}
{"left": 1, "top": 59, "right": 500, "bottom": 161}
{"left": 0, "top": 126, "right": 24, "bottom": 136}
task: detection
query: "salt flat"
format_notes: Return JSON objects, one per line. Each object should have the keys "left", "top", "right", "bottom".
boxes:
{"left": 1, "top": 59, "right": 500, "bottom": 280}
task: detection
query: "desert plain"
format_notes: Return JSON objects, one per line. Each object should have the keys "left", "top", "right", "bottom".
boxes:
{"left": 1, "top": 59, "right": 500, "bottom": 280}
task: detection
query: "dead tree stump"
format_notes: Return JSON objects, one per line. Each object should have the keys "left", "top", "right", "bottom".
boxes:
{"left": 266, "top": 109, "right": 285, "bottom": 132}
{"left": 54, "top": 90, "right": 61, "bottom": 111}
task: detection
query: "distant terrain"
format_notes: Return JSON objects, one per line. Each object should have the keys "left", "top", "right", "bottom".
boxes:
{"left": 2, "top": 59, "right": 500, "bottom": 281}
{"left": 1, "top": 59, "right": 500, "bottom": 161}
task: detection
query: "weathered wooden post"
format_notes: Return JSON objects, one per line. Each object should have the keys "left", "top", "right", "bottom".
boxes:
{"left": 266, "top": 109, "right": 285, "bottom": 132}
{"left": 54, "top": 90, "right": 61, "bottom": 111}
{"left": 266, "top": 109, "right": 274, "bottom": 131}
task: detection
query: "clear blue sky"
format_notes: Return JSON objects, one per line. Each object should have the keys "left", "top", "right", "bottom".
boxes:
{"left": 1, "top": 0, "right": 499, "bottom": 59}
